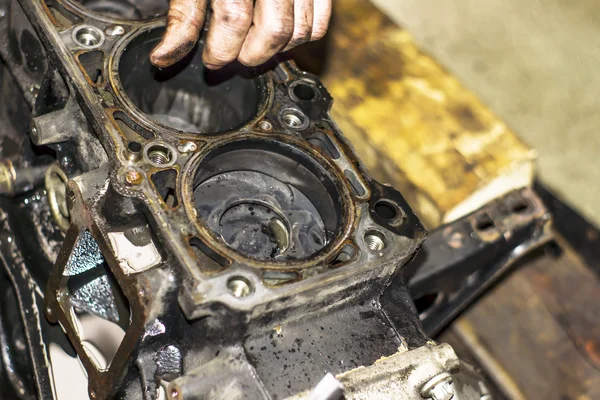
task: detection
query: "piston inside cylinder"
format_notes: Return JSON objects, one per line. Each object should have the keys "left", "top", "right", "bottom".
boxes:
{"left": 193, "top": 140, "right": 345, "bottom": 261}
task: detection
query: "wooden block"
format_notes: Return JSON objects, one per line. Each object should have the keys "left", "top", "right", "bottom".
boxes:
{"left": 302, "top": 0, "right": 536, "bottom": 228}
{"left": 446, "top": 245, "right": 600, "bottom": 400}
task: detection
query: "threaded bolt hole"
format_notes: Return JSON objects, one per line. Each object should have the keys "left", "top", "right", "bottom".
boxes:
{"left": 364, "top": 230, "right": 387, "bottom": 252}
{"left": 227, "top": 277, "right": 253, "bottom": 298}
{"left": 283, "top": 114, "right": 302, "bottom": 128}
{"left": 280, "top": 108, "right": 309, "bottom": 130}
{"left": 145, "top": 144, "right": 174, "bottom": 167}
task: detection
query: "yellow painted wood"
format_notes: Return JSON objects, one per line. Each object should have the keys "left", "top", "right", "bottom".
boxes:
{"left": 309, "top": 0, "right": 536, "bottom": 228}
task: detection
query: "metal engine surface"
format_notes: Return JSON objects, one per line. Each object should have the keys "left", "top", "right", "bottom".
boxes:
{"left": 0, "top": 0, "right": 534, "bottom": 399}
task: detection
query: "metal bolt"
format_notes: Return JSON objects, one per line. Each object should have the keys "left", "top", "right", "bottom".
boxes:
{"left": 421, "top": 373, "right": 455, "bottom": 400}
{"left": 125, "top": 169, "right": 143, "bottom": 186}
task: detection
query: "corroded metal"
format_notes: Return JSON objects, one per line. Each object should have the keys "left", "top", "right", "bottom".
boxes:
{"left": 0, "top": 0, "right": 550, "bottom": 399}
{"left": 0, "top": 0, "right": 428, "bottom": 398}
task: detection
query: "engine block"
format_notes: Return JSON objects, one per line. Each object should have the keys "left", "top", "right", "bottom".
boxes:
{"left": 0, "top": 0, "right": 513, "bottom": 399}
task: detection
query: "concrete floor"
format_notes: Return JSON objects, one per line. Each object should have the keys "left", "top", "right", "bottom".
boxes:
{"left": 372, "top": 0, "right": 600, "bottom": 227}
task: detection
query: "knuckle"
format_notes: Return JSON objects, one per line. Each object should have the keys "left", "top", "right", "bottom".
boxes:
{"left": 204, "top": 48, "right": 233, "bottom": 64}
{"left": 214, "top": 0, "right": 253, "bottom": 29}
{"left": 311, "top": 24, "right": 328, "bottom": 41}
{"left": 237, "top": 56, "right": 253, "bottom": 67}
{"left": 290, "top": 25, "right": 312, "bottom": 47}
{"left": 207, "top": 54, "right": 229, "bottom": 64}
{"left": 237, "top": 53, "right": 258, "bottom": 67}
{"left": 267, "top": 21, "right": 294, "bottom": 42}
{"left": 237, "top": 47, "right": 266, "bottom": 66}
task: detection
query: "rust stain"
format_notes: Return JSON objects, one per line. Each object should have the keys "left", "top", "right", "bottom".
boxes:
{"left": 583, "top": 340, "right": 600, "bottom": 369}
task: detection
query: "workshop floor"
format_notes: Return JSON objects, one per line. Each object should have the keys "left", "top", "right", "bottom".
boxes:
{"left": 371, "top": 0, "right": 600, "bottom": 227}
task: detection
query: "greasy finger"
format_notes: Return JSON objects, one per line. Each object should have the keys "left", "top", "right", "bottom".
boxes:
{"left": 150, "top": 0, "right": 208, "bottom": 68}
{"left": 238, "top": 0, "right": 294, "bottom": 67}
{"left": 203, "top": 0, "right": 254, "bottom": 69}
{"left": 284, "top": 0, "right": 314, "bottom": 51}
{"left": 311, "top": 0, "right": 332, "bottom": 41}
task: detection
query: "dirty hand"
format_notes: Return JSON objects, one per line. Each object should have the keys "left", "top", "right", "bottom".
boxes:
{"left": 150, "top": 0, "right": 333, "bottom": 69}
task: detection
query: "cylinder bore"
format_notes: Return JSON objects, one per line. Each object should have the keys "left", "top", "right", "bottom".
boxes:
{"left": 73, "top": 0, "right": 168, "bottom": 20}
{"left": 192, "top": 140, "right": 345, "bottom": 261}
{"left": 116, "top": 28, "right": 265, "bottom": 134}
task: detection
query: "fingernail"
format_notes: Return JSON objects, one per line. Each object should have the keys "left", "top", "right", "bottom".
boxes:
{"left": 204, "top": 63, "right": 220, "bottom": 70}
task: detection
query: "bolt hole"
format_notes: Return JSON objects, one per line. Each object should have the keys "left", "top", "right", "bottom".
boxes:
{"left": 73, "top": 25, "right": 104, "bottom": 48}
{"left": 374, "top": 200, "right": 398, "bottom": 220}
{"left": 475, "top": 213, "right": 495, "bottom": 231}
{"left": 227, "top": 277, "right": 253, "bottom": 298}
{"left": 280, "top": 108, "right": 309, "bottom": 130}
{"left": 511, "top": 199, "right": 530, "bottom": 214}
{"left": 282, "top": 114, "right": 303, "bottom": 128}
{"left": 128, "top": 141, "right": 142, "bottom": 153}
{"left": 126, "top": 141, "right": 143, "bottom": 161}
{"left": 364, "top": 230, "right": 386, "bottom": 251}
{"left": 146, "top": 144, "right": 174, "bottom": 166}
{"left": 292, "top": 83, "right": 317, "bottom": 101}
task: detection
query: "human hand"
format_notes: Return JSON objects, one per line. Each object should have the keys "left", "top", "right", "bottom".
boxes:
{"left": 150, "top": 0, "right": 333, "bottom": 69}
